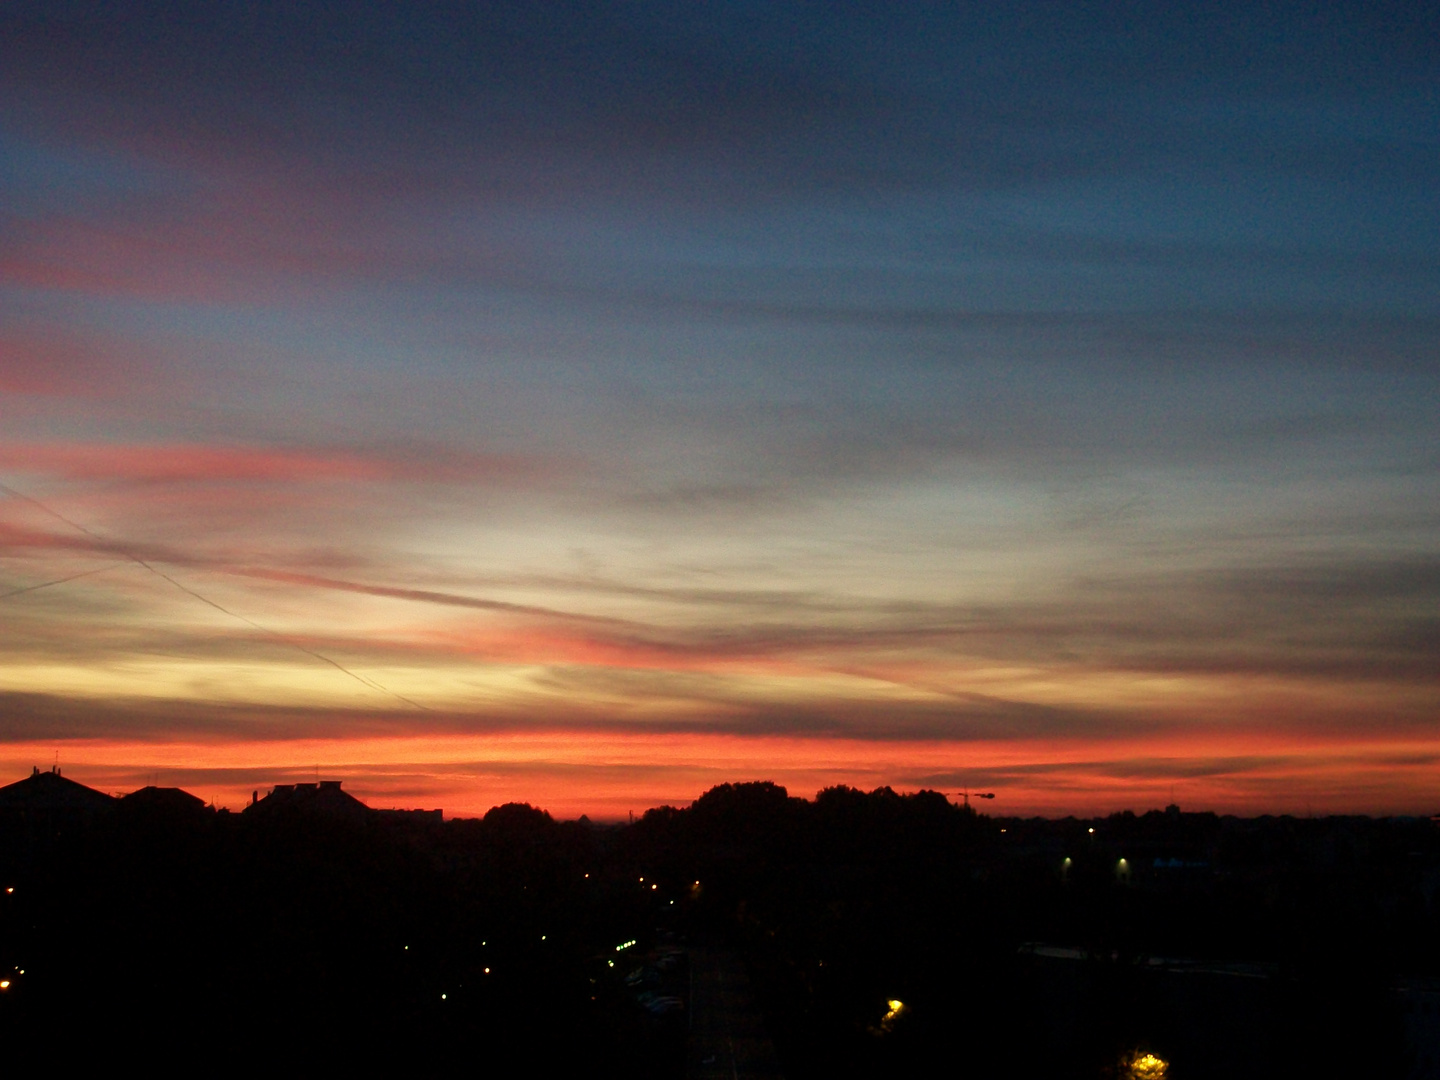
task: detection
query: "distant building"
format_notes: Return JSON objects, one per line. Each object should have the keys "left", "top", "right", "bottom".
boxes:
{"left": 0, "top": 766, "right": 116, "bottom": 845}
{"left": 245, "top": 779, "right": 372, "bottom": 821}
{"left": 120, "top": 785, "right": 211, "bottom": 818}
{"left": 0, "top": 765, "right": 115, "bottom": 817}
{"left": 374, "top": 807, "right": 444, "bottom": 824}
{"left": 243, "top": 779, "right": 442, "bottom": 823}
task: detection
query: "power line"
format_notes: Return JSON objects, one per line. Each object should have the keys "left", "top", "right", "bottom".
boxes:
{"left": 0, "top": 480, "right": 428, "bottom": 711}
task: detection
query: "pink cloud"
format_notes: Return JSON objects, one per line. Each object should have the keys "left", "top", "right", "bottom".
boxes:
{"left": 0, "top": 327, "right": 173, "bottom": 398}
{"left": 0, "top": 440, "right": 549, "bottom": 486}
{"left": 0, "top": 167, "right": 528, "bottom": 305}
{"left": 418, "top": 624, "right": 808, "bottom": 674}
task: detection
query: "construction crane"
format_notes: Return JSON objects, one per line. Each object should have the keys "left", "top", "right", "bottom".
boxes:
{"left": 951, "top": 788, "right": 995, "bottom": 808}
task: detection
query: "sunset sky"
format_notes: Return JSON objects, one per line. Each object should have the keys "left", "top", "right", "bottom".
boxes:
{"left": 1, "top": 2, "right": 1436, "bottom": 818}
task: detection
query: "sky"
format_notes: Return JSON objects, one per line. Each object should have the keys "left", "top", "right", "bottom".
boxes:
{"left": 1, "top": 1, "right": 1436, "bottom": 818}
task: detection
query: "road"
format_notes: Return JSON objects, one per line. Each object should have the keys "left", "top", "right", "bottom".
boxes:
{"left": 685, "top": 948, "right": 786, "bottom": 1079}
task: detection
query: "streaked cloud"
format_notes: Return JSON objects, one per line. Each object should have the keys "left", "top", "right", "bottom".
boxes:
{"left": 0, "top": 2, "right": 1435, "bottom": 815}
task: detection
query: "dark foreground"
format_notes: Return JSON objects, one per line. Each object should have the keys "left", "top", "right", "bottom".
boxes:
{"left": 2, "top": 775, "right": 1439, "bottom": 1077}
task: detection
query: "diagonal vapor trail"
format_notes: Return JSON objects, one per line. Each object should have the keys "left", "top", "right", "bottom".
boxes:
{"left": 0, "top": 506, "right": 643, "bottom": 631}
{"left": 0, "top": 480, "right": 429, "bottom": 711}
{"left": 234, "top": 567, "right": 641, "bottom": 628}
{"left": 0, "top": 561, "right": 130, "bottom": 601}
{"left": 137, "top": 559, "right": 430, "bottom": 711}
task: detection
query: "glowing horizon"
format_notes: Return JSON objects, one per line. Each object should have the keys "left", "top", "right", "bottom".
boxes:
{"left": 9, "top": 726, "right": 1440, "bottom": 821}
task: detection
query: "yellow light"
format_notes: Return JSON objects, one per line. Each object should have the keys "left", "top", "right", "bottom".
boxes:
{"left": 484, "top": 967, "right": 490, "bottom": 974}
{"left": 879, "top": 998, "right": 907, "bottom": 1031}
{"left": 1088, "top": 827, "right": 1095, "bottom": 834}
{"left": 0, "top": 980, "right": 9, "bottom": 990}
{"left": 4, "top": 887, "right": 11, "bottom": 893}
{"left": 1123, "top": 1051, "right": 1169, "bottom": 1079}
{"left": 441, "top": 993, "right": 447, "bottom": 1000}
{"left": 651, "top": 884, "right": 657, "bottom": 890}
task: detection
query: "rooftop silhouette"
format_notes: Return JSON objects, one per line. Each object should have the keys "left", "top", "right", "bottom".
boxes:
{"left": 0, "top": 765, "right": 115, "bottom": 814}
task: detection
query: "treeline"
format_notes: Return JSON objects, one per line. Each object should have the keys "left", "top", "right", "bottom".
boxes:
{"left": 0, "top": 798, "right": 639, "bottom": 1069}
{"left": 2, "top": 782, "right": 1438, "bottom": 1076}
{"left": 623, "top": 784, "right": 1440, "bottom": 1078}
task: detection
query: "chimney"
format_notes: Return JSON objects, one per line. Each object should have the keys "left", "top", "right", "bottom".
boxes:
{"left": 252, "top": 790, "right": 258, "bottom": 805}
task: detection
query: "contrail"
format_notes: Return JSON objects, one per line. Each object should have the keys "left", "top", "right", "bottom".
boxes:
{"left": 0, "top": 480, "right": 117, "bottom": 546}
{"left": 0, "top": 480, "right": 429, "bottom": 711}
{"left": 0, "top": 561, "right": 128, "bottom": 601}
{"left": 136, "top": 559, "right": 430, "bottom": 711}
{"left": 236, "top": 567, "right": 639, "bottom": 627}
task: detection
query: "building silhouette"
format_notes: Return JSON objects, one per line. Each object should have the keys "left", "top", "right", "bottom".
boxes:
{"left": 245, "top": 779, "right": 371, "bottom": 820}
{"left": 0, "top": 765, "right": 114, "bottom": 812}
{"left": 120, "top": 785, "right": 210, "bottom": 819}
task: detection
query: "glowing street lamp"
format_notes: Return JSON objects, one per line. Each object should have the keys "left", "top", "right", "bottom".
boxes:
{"left": 1122, "top": 1051, "right": 1169, "bottom": 1079}
{"left": 878, "top": 998, "right": 908, "bottom": 1033}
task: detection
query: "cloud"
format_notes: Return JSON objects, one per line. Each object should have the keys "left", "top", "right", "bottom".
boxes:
{"left": 5, "top": 472, "right": 1436, "bottom": 696}
{"left": 0, "top": 440, "right": 543, "bottom": 486}
{"left": 7, "top": 2, "right": 1435, "bottom": 219}
{"left": 0, "top": 3, "right": 1436, "bottom": 818}
{"left": 0, "top": 323, "right": 181, "bottom": 398}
